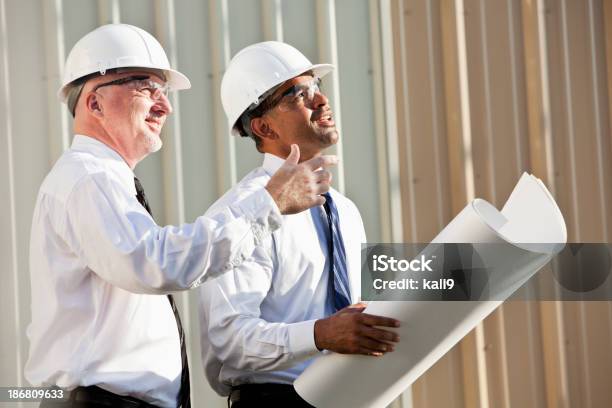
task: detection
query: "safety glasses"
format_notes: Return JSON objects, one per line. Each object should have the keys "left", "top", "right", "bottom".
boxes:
{"left": 92, "top": 75, "right": 169, "bottom": 101}
{"left": 271, "top": 77, "right": 322, "bottom": 112}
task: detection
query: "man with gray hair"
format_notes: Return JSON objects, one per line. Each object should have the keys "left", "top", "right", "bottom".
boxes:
{"left": 26, "top": 24, "right": 336, "bottom": 408}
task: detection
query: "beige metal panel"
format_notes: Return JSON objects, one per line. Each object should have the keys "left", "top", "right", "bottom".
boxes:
{"left": 606, "top": 0, "right": 612, "bottom": 145}
{"left": 391, "top": 0, "right": 418, "bottom": 242}
{"left": 412, "top": 348, "right": 464, "bottom": 408}
{"left": 440, "top": 0, "right": 469, "bottom": 215}
{"left": 521, "top": 2, "right": 571, "bottom": 407}
{"left": 544, "top": 2, "right": 612, "bottom": 408}
{"left": 459, "top": 330, "right": 482, "bottom": 408}
{"left": 395, "top": 0, "right": 469, "bottom": 406}
{"left": 400, "top": 0, "right": 451, "bottom": 240}
{"left": 378, "top": 0, "right": 405, "bottom": 243}
{"left": 501, "top": 301, "right": 547, "bottom": 408}
{"left": 461, "top": 2, "right": 543, "bottom": 408}
{"left": 369, "top": 0, "right": 394, "bottom": 243}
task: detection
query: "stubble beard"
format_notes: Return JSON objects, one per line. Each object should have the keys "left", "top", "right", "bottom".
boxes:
{"left": 144, "top": 132, "right": 163, "bottom": 153}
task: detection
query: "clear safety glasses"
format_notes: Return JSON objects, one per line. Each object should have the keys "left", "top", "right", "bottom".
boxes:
{"left": 93, "top": 75, "right": 169, "bottom": 101}
{"left": 268, "top": 77, "right": 322, "bottom": 112}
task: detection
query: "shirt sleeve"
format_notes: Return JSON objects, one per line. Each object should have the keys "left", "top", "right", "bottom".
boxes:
{"left": 198, "top": 244, "right": 320, "bottom": 372}
{"left": 61, "top": 171, "right": 282, "bottom": 294}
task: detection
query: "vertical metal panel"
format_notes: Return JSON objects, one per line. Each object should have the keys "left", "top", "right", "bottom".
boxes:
{"left": 261, "top": 0, "right": 283, "bottom": 41}
{"left": 0, "top": 0, "right": 22, "bottom": 394}
{"left": 4, "top": 3, "right": 53, "bottom": 400}
{"left": 400, "top": 0, "right": 451, "bottom": 240}
{"left": 42, "top": 0, "right": 70, "bottom": 163}
{"left": 502, "top": 301, "right": 547, "bottom": 408}
{"left": 227, "top": 0, "right": 265, "bottom": 179}
{"left": 335, "top": 0, "right": 381, "bottom": 240}
{"left": 368, "top": 0, "right": 392, "bottom": 242}
{"left": 378, "top": 0, "right": 404, "bottom": 243}
{"left": 97, "top": 0, "right": 120, "bottom": 24}
{"left": 393, "top": 0, "right": 418, "bottom": 243}
{"left": 208, "top": 0, "right": 236, "bottom": 194}
{"left": 315, "top": 0, "right": 345, "bottom": 194}
{"left": 174, "top": 0, "right": 219, "bottom": 216}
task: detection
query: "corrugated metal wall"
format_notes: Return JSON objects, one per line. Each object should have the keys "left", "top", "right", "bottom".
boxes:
{"left": 391, "top": 0, "right": 612, "bottom": 407}
{"left": 1, "top": 0, "right": 611, "bottom": 407}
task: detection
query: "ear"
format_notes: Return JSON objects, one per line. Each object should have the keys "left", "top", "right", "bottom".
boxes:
{"left": 85, "top": 92, "right": 103, "bottom": 118}
{"left": 251, "top": 117, "right": 278, "bottom": 140}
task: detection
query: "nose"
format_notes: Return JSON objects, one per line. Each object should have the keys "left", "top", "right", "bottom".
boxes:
{"left": 153, "top": 92, "right": 173, "bottom": 116}
{"left": 311, "top": 89, "right": 329, "bottom": 110}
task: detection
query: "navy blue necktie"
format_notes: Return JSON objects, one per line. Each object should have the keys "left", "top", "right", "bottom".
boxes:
{"left": 322, "top": 192, "right": 352, "bottom": 311}
{"left": 134, "top": 177, "right": 191, "bottom": 408}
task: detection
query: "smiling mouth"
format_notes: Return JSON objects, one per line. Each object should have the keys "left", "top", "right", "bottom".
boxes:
{"left": 145, "top": 115, "right": 163, "bottom": 129}
{"left": 314, "top": 112, "right": 335, "bottom": 127}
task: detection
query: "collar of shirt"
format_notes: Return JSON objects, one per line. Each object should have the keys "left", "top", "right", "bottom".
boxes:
{"left": 261, "top": 153, "right": 286, "bottom": 177}
{"left": 71, "top": 134, "right": 136, "bottom": 196}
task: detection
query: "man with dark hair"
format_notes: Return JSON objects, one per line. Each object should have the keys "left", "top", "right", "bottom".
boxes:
{"left": 199, "top": 41, "right": 401, "bottom": 407}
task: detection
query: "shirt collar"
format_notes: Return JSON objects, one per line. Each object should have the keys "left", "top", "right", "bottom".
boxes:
{"left": 262, "top": 153, "right": 286, "bottom": 177}
{"left": 71, "top": 134, "right": 136, "bottom": 194}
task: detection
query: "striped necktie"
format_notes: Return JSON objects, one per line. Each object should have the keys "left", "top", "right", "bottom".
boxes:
{"left": 322, "top": 192, "right": 352, "bottom": 311}
{"left": 134, "top": 177, "right": 191, "bottom": 408}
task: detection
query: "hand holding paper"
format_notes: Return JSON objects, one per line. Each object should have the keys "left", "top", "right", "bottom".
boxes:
{"left": 314, "top": 303, "right": 401, "bottom": 356}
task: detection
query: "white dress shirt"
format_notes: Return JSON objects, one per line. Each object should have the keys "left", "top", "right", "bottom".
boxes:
{"left": 198, "top": 153, "right": 366, "bottom": 396}
{"left": 25, "top": 135, "right": 282, "bottom": 407}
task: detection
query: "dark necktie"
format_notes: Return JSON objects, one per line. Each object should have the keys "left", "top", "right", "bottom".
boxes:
{"left": 322, "top": 192, "right": 352, "bottom": 311}
{"left": 134, "top": 177, "right": 191, "bottom": 408}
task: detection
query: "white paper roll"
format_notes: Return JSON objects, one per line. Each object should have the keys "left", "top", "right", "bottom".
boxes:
{"left": 295, "top": 173, "right": 566, "bottom": 408}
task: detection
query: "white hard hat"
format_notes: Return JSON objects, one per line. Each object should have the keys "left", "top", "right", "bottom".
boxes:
{"left": 221, "top": 41, "right": 334, "bottom": 135}
{"left": 58, "top": 23, "right": 190, "bottom": 102}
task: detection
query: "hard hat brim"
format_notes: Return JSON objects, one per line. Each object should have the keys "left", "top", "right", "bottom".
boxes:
{"left": 309, "top": 63, "right": 334, "bottom": 81}
{"left": 165, "top": 67, "right": 191, "bottom": 91}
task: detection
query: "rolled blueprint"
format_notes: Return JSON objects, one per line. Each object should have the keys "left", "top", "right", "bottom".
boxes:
{"left": 295, "top": 173, "right": 567, "bottom": 408}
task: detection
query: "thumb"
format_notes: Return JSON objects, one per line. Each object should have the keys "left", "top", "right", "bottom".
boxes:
{"left": 285, "top": 144, "right": 300, "bottom": 165}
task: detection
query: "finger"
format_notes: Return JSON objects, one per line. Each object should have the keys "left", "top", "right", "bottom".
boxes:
{"left": 360, "top": 326, "right": 401, "bottom": 343}
{"left": 314, "top": 169, "right": 332, "bottom": 184}
{"left": 359, "top": 313, "right": 401, "bottom": 328}
{"left": 284, "top": 144, "right": 300, "bottom": 165}
{"left": 345, "top": 302, "right": 368, "bottom": 313}
{"left": 358, "top": 348, "right": 385, "bottom": 357}
{"left": 314, "top": 182, "right": 331, "bottom": 195}
{"left": 303, "top": 154, "right": 338, "bottom": 170}
{"left": 311, "top": 195, "right": 326, "bottom": 207}
{"left": 358, "top": 337, "right": 394, "bottom": 353}
{"left": 336, "top": 303, "right": 366, "bottom": 315}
